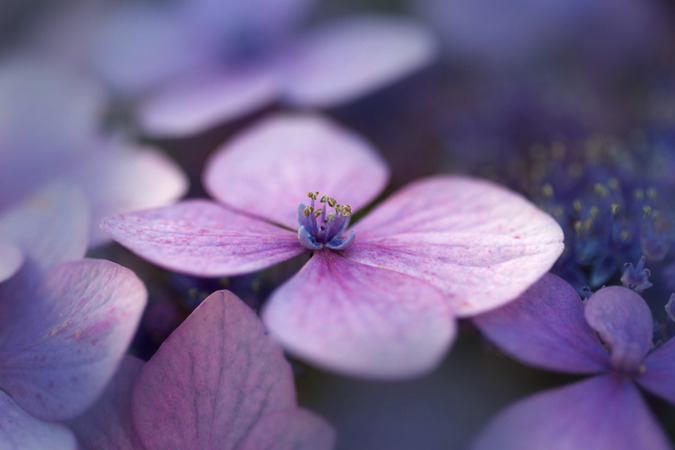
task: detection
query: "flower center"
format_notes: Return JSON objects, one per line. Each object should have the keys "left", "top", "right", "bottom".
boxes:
{"left": 297, "top": 191, "right": 355, "bottom": 251}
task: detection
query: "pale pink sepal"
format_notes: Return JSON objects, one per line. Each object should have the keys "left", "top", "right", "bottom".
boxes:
{"left": 263, "top": 249, "right": 456, "bottom": 380}
{"left": 204, "top": 113, "right": 390, "bottom": 229}
{"left": 282, "top": 16, "right": 438, "bottom": 107}
{"left": 131, "top": 290, "right": 298, "bottom": 450}
{"left": 0, "top": 236, "right": 23, "bottom": 283}
{"left": 346, "top": 175, "right": 564, "bottom": 316}
{"left": 101, "top": 200, "right": 305, "bottom": 277}
{"left": 137, "top": 67, "right": 280, "bottom": 137}
{"left": 0, "top": 259, "right": 147, "bottom": 421}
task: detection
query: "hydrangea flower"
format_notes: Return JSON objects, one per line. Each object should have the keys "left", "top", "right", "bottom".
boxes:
{"left": 0, "top": 57, "right": 187, "bottom": 250}
{"left": 0, "top": 183, "right": 148, "bottom": 448}
{"left": 102, "top": 113, "right": 564, "bottom": 379}
{"left": 31, "top": 0, "right": 436, "bottom": 137}
{"left": 66, "top": 290, "right": 335, "bottom": 450}
{"left": 472, "top": 273, "right": 675, "bottom": 450}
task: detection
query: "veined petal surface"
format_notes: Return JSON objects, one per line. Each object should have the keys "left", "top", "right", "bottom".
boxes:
{"left": 66, "top": 356, "right": 145, "bottom": 450}
{"left": 204, "top": 113, "right": 389, "bottom": 229}
{"left": 132, "top": 290, "right": 298, "bottom": 450}
{"left": 0, "top": 390, "right": 76, "bottom": 450}
{"left": 239, "top": 409, "right": 336, "bottom": 450}
{"left": 0, "top": 259, "right": 147, "bottom": 421}
{"left": 346, "top": 175, "right": 564, "bottom": 316}
{"left": 584, "top": 286, "right": 653, "bottom": 374}
{"left": 282, "top": 16, "right": 437, "bottom": 107}
{"left": 474, "top": 273, "right": 609, "bottom": 374}
{"left": 137, "top": 67, "right": 280, "bottom": 137}
{"left": 472, "top": 375, "right": 672, "bottom": 450}
{"left": 262, "top": 250, "right": 456, "bottom": 380}
{"left": 101, "top": 200, "right": 304, "bottom": 277}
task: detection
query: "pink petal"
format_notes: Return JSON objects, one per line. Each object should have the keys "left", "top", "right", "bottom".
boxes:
{"left": 239, "top": 409, "right": 336, "bottom": 450}
{"left": 281, "top": 16, "right": 437, "bottom": 107}
{"left": 204, "top": 113, "right": 390, "bottom": 229}
{"left": 101, "top": 200, "right": 304, "bottom": 277}
{"left": 132, "top": 290, "right": 297, "bottom": 450}
{"left": 0, "top": 259, "right": 147, "bottom": 421}
{"left": 636, "top": 337, "right": 675, "bottom": 405}
{"left": 471, "top": 375, "right": 671, "bottom": 450}
{"left": 71, "top": 143, "right": 188, "bottom": 247}
{"left": 0, "top": 236, "right": 23, "bottom": 283}
{"left": 474, "top": 273, "right": 609, "bottom": 374}
{"left": 345, "top": 175, "right": 565, "bottom": 316}
{"left": 0, "top": 390, "right": 77, "bottom": 450}
{"left": 137, "top": 66, "right": 280, "bottom": 137}
{"left": 0, "top": 182, "right": 89, "bottom": 279}
{"left": 584, "top": 286, "right": 653, "bottom": 374}
{"left": 262, "top": 249, "right": 456, "bottom": 380}
{"left": 66, "top": 356, "right": 145, "bottom": 450}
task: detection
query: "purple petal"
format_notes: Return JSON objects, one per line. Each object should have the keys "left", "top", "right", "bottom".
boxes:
{"left": 0, "top": 390, "right": 77, "bottom": 450}
{"left": 90, "top": 3, "right": 213, "bottom": 94}
{"left": 239, "top": 409, "right": 336, "bottom": 450}
{"left": 101, "top": 200, "right": 304, "bottom": 277}
{"left": 137, "top": 66, "right": 280, "bottom": 137}
{"left": 282, "top": 16, "right": 437, "bottom": 107}
{"left": 0, "top": 236, "right": 23, "bottom": 283}
{"left": 473, "top": 273, "right": 609, "bottom": 374}
{"left": 584, "top": 286, "right": 653, "bottom": 375}
{"left": 635, "top": 336, "right": 675, "bottom": 405}
{"left": 0, "top": 259, "right": 147, "bottom": 421}
{"left": 132, "top": 290, "right": 297, "bottom": 450}
{"left": 204, "top": 113, "right": 390, "bottom": 229}
{"left": 472, "top": 375, "right": 671, "bottom": 450}
{"left": 66, "top": 356, "right": 145, "bottom": 450}
{"left": 71, "top": 143, "right": 188, "bottom": 247}
{"left": 0, "top": 182, "right": 89, "bottom": 279}
{"left": 345, "top": 176, "right": 565, "bottom": 316}
{"left": 262, "top": 249, "right": 456, "bottom": 379}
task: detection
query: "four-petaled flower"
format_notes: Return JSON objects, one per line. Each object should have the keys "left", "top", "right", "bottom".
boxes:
{"left": 473, "top": 273, "right": 675, "bottom": 450}
{"left": 103, "top": 112, "right": 564, "bottom": 379}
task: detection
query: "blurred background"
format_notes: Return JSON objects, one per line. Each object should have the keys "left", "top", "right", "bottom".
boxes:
{"left": 2, "top": 0, "right": 675, "bottom": 448}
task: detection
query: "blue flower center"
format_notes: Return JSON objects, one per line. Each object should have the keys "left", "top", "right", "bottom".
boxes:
{"left": 297, "top": 191, "right": 355, "bottom": 251}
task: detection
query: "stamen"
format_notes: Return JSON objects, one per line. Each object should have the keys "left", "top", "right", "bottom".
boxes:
{"left": 328, "top": 197, "right": 337, "bottom": 207}
{"left": 307, "top": 191, "right": 319, "bottom": 200}
{"left": 320, "top": 195, "right": 330, "bottom": 203}
{"left": 295, "top": 192, "right": 355, "bottom": 251}
{"left": 303, "top": 206, "right": 314, "bottom": 216}
{"left": 314, "top": 209, "right": 323, "bottom": 217}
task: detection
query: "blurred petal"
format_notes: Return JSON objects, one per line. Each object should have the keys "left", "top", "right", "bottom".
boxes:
{"left": 0, "top": 182, "right": 88, "bottom": 279}
{"left": 471, "top": 375, "right": 672, "bottom": 450}
{"left": 204, "top": 113, "right": 389, "bottom": 229}
{"left": 0, "top": 390, "right": 76, "bottom": 450}
{"left": 346, "top": 176, "right": 564, "bottom": 316}
{"left": 282, "top": 16, "right": 437, "bottom": 107}
{"left": 636, "top": 335, "right": 675, "bottom": 404}
{"left": 0, "top": 236, "right": 23, "bottom": 283}
{"left": 474, "top": 273, "right": 609, "bottom": 374}
{"left": 101, "top": 200, "right": 304, "bottom": 277}
{"left": 90, "top": 3, "right": 212, "bottom": 94}
{"left": 262, "top": 250, "right": 456, "bottom": 380}
{"left": 132, "top": 290, "right": 296, "bottom": 450}
{"left": 0, "top": 259, "right": 147, "bottom": 421}
{"left": 71, "top": 143, "right": 188, "bottom": 247}
{"left": 584, "top": 286, "right": 653, "bottom": 374}
{"left": 240, "top": 409, "right": 336, "bottom": 450}
{"left": 138, "top": 67, "right": 280, "bottom": 137}
{"left": 66, "top": 356, "right": 145, "bottom": 450}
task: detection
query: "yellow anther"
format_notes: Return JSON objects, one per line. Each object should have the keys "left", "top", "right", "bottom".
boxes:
{"left": 620, "top": 230, "right": 630, "bottom": 241}
{"left": 647, "top": 188, "right": 658, "bottom": 200}
{"left": 643, "top": 205, "right": 652, "bottom": 217}
{"left": 573, "top": 199, "right": 582, "bottom": 212}
{"left": 583, "top": 219, "right": 594, "bottom": 231}
{"left": 328, "top": 197, "right": 337, "bottom": 207}
{"left": 335, "top": 204, "right": 344, "bottom": 213}
{"left": 653, "top": 210, "right": 661, "bottom": 221}
{"left": 590, "top": 206, "right": 599, "bottom": 218}
{"left": 342, "top": 204, "right": 352, "bottom": 216}
{"left": 307, "top": 191, "right": 319, "bottom": 200}
{"left": 541, "top": 184, "right": 554, "bottom": 198}
{"left": 320, "top": 195, "right": 329, "bottom": 203}
{"left": 314, "top": 209, "right": 323, "bottom": 217}
{"left": 594, "top": 183, "right": 608, "bottom": 197}
{"left": 303, "top": 206, "right": 314, "bottom": 216}
{"left": 327, "top": 213, "right": 336, "bottom": 222}
{"left": 610, "top": 204, "right": 620, "bottom": 216}
{"left": 608, "top": 178, "right": 620, "bottom": 190}
{"left": 553, "top": 206, "right": 564, "bottom": 218}
{"left": 633, "top": 188, "right": 644, "bottom": 201}
{"left": 574, "top": 221, "right": 583, "bottom": 233}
